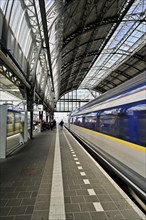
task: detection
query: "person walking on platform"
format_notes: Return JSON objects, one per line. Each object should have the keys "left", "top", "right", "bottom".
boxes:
{"left": 50, "top": 120, "right": 54, "bottom": 130}
{"left": 59, "top": 120, "right": 64, "bottom": 130}
{"left": 53, "top": 119, "right": 56, "bottom": 128}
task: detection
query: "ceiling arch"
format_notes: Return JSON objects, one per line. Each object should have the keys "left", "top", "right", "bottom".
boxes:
{"left": 60, "top": 0, "right": 140, "bottom": 97}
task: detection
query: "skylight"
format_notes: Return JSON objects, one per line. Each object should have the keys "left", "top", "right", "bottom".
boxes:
{"left": 80, "top": 0, "right": 146, "bottom": 89}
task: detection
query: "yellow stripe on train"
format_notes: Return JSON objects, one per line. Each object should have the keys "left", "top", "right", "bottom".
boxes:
{"left": 74, "top": 124, "right": 146, "bottom": 152}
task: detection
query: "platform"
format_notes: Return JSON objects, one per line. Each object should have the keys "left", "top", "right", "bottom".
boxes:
{"left": 0, "top": 127, "right": 144, "bottom": 220}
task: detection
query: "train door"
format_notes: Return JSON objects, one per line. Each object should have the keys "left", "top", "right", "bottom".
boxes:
{"left": 82, "top": 116, "right": 85, "bottom": 126}
{"left": 119, "top": 106, "right": 136, "bottom": 143}
{"left": 126, "top": 103, "right": 146, "bottom": 146}
{"left": 136, "top": 110, "right": 146, "bottom": 146}
{"left": 96, "top": 113, "right": 100, "bottom": 131}
{"left": 117, "top": 111, "right": 129, "bottom": 141}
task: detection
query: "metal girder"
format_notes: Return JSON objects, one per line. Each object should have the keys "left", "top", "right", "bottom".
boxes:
{"left": 30, "top": 44, "right": 42, "bottom": 84}
{"left": 22, "top": 0, "right": 54, "bottom": 110}
{"left": 94, "top": 86, "right": 107, "bottom": 93}
{"left": 0, "top": 83, "right": 22, "bottom": 103}
{"left": 74, "top": 0, "right": 136, "bottom": 88}
{"left": 65, "top": 0, "right": 119, "bottom": 91}
{"left": 22, "top": 2, "right": 47, "bottom": 92}
{"left": 0, "top": 50, "right": 30, "bottom": 89}
{"left": 61, "top": 0, "right": 134, "bottom": 95}
{"left": 59, "top": 99, "right": 90, "bottom": 102}
{"left": 115, "top": 70, "right": 131, "bottom": 79}
{"left": 0, "top": 64, "right": 21, "bottom": 87}
{"left": 39, "top": 0, "right": 54, "bottom": 93}
{"left": 63, "top": 16, "right": 119, "bottom": 47}
{"left": 62, "top": 51, "right": 96, "bottom": 71}
{"left": 46, "top": 1, "right": 64, "bottom": 100}
{"left": 112, "top": 75, "right": 124, "bottom": 83}
{"left": 65, "top": 0, "right": 94, "bottom": 90}
{"left": 0, "top": 45, "right": 52, "bottom": 112}
{"left": 88, "top": 89, "right": 97, "bottom": 98}
{"left": 61, "top": 67, "right": 89, "bottom": 79}
{"left": 123, "top": 10, "right": 146, "bottom": 22}
{"left": 133, "top": 53, "right": 146, "bottom": 62}
{"left": 103, "top": 79, "right": 117, "bottom": 87}
{"left": 62, "top": 37, "right": 105, "bottom": 59}
{"left": 21, "top": 0, "right": 43, "bottom": 42}
{"left": 124, "top": 62, "right": 141, "bottom": 71}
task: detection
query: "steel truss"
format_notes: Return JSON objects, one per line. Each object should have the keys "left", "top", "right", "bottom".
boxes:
{"left": 21, "top": 0, "right": 54, "bottom": 109}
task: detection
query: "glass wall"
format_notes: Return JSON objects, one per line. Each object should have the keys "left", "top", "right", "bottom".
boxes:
{"left": 56, "top": 89, "right": 99, "bottom": 112}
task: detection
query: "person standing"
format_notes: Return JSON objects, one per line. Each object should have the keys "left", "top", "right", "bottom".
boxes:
{"left": 50, "top": 120, "right": 54, "bottom": 130}
{"left": 53, "top": 119, "right": 56, "bottom": 128}
{"left": 59, "top": 120, "right": 64, "bottom": 130}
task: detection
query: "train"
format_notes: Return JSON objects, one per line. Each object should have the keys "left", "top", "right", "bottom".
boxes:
{"left": 7, "top": 109, "right": 31, "bottom": 137}
{"left": 7, "top": 109, "right": 23, "bottom": 137}
{"left": 67, "top": 71, "right": 146, "bottom": 211}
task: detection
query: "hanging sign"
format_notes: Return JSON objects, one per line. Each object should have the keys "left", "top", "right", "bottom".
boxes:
{"left": 34, "top": 104, "right": 43, "bottom": 111}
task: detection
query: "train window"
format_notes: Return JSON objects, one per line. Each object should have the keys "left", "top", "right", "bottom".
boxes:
{"left": 137, "top": 111, "right": 146, "bottom": 146}
{"left": 20, "top": 112, "right": 25, "bottom": 132}
{"left": 7, "top": 111, "right": 13, "bottom": 123}
{"left": 7, "top": 111, "right": 14, "bottom": 137}
{"left": 70, "top": 117, "right": 74, "bottom": 124}
{"left": 14, "top": 112, "right": 21, "bottom": 134}
{"left": 126, "top": 104, "right": 146, "bottom": 112}
{"left": 84, "top": 112, "right": 97, "bottom": 130}
{"left": 126, "top": 103, "right": 146, "bottom": 146}
{"left": 75, "top": 116, "right": 83, "bottom": 126}
{"left": 99, "top": 110, "right": 120, "bottom": 135}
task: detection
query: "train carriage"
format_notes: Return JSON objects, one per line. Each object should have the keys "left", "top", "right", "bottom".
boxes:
{"left": 7, "top": 109, "right": 21, "bottom": 137}
{"left": 68, "top": 72, "right": 146, "bottom": 210}
{"left": 69, "top": 72, "right": 146, "bottom": 147}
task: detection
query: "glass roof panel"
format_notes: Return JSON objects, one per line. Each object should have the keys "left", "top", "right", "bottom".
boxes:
{"left": 45, "top": 0, "right": 54, "bottom": 8}
{"left": 60, "top": 89, "right": 99, "bottom": 101}
{"left": 44, "top": 1, "right": 63, "bottom": 100}
{"left": 80, "top": 0, "right": 146, "bottom": 89}
{"left": 0, "top": 0, "right": 8, "bottom": 12}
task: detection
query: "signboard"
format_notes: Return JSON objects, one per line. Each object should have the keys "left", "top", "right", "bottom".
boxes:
{"left": 34, "top": 105, "right": 43, "bottom": 111}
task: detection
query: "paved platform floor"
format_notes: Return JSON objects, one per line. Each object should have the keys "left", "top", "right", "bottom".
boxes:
{"left": 0, "top": 127, "right": 144, "bottom": 220}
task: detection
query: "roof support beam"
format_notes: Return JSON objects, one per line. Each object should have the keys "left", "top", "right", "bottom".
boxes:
{"left": 124, "top": 63, "right": 141, "bottom": 71}
{"left": 63, "top": 16, "right": 119, "bottom": 47}
{"left": 39, "top": 0, "right": 54, "bottom": 92}
{"left": 62, "top": 37, "right": 105, "bottom": 59}
{"left": 115, "top": 70, "right": 133, "bottom": 80}
{"left": 77, "top": 0, "right": 136, "bottom": 87}
{"left": 134, "top": 54, "right": 146, "bottom": 62}
{"left": 103, "top": 79, "right": 117, "bottom": 87}
{"left": 0, "top": 49, "right": 30, "bottom": 89}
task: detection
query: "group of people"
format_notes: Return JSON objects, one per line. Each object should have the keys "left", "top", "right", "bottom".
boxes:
{"left": 41, "top": 119, "right": 64, "bottom": 131}
{"left": 44, "top": 119, "right": 56, "bottom": 130}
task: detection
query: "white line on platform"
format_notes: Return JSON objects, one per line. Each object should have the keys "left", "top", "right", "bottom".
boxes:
{"left": 78, "top": 166, "right": 83, "bottom": 170}
{"left": 80, "top": 172, "right": 86, "bottom": 176}
{"left": 83, "top": 179, "right": 90, "bottom": 184}
{"left": 74, "top": 158, "right": 78, "bottom": 160}
{"left": 93, "top": 202, "right": 104, "bottom": 212}
{"left": 48, "top": 127, "right": 65, "bottom": 220}
{"left": 87, "top": 189, "right": 96, "bottom": 195}
{"left": 76, "top": 162, "right": 80, "bottom": 164}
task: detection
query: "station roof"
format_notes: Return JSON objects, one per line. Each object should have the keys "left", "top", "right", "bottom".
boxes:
{"left": 0, "top": 0, "right": 145, "bottom": 111}
{"left": 60, "top": 0, "right": 146, "bottom": 96}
